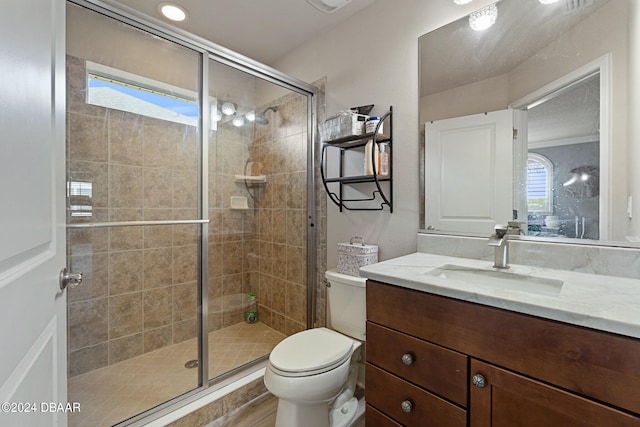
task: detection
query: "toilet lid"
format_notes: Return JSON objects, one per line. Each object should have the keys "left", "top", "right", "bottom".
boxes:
{"left": 269, "top": 328, "right": 354, "bottom": 376}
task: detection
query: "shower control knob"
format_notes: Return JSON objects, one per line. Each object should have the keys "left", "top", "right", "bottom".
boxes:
{"left": 472, "top": 373, "right": 487, "bottom": 389}
{"left": 59, "top": 267, "right": 83, "bottom": 291}
{"left": 401, "top": 353, "right": 414, "bottom": 366}
{"left": 401, "top": 399, "right": 413, "bottom": 413}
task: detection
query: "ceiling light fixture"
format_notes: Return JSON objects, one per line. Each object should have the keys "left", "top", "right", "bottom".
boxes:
{"left": 469, "top": 3, "right": 497, "bottom": 31}
{"left": 306, "top": 0, "right": 352, "bottom": 14}
{"left": 453, "top": 0, "right": 473, "bottom": 5}
{"left": 245, "top": 111, "right": 256, "bottom": 122}
{"left": 539, "top": 0, "right": 559, "bottom": 4}
{"left": 158, "top": 2, "right": 188, "bottom": 22}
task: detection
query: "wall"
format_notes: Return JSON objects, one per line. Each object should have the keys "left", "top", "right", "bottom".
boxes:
{"left": 271, "top": 0, "right": 496, "bottom": 267}
{"left": 630, "top": 1, "right": 640, "bottom": 238}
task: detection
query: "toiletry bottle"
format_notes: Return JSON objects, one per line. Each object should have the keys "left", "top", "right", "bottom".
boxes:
{"left": 246, "top": 293, "right": 257, "bottom": 323}
{"left": 379, "top": 142, "right": 389, "bottom": 176}
{"left": 364, "top": 140, "right": 379, "bottom": 175}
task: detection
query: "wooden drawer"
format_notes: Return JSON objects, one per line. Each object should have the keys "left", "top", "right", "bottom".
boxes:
{"left": 367, "top": 280, "right": 640, "bottom": 415}
{"left": 366, "top": 404, "right": 403, "bottom": 426}
{"left": 366, "top": 363, "right": 467, "bottom": 427}
{"left": 367, "top": 321, "right": 468, "bottom": 407}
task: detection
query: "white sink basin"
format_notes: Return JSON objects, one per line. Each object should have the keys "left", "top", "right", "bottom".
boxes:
{"left": 425, "top": 264, "right": 563, "bottom": 295}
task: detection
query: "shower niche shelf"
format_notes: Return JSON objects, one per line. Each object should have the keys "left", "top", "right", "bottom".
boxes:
{"left": 320, "top": 106, "right": 393, "bottom": 212}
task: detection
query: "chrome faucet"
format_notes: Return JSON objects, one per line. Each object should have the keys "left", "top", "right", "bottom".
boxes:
{"left": 488, "top": 225, "right": 509, "bottom": 269}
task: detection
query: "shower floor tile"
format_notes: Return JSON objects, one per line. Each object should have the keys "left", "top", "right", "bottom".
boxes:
{"left": 68, "top": 322, "right": 285, "bottom": 427}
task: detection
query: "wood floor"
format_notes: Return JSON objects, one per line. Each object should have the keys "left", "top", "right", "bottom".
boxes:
{"left": 207, "top": 393, "right": 366, "bottom": 427}
{"left": 206, "top": 393, "right": 277, "bottom": 427}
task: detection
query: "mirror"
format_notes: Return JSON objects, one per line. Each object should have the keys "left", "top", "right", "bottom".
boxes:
{"left": 419, "top": 0, "right": 640, "bottom": 246}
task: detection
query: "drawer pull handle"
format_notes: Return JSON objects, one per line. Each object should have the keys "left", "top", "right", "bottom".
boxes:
{"left": 401, "top": 353, "right": 414, "bottom": 366}
{"left": 472, "top": 373, "right": 487, "bottom": 389}
{"left": 401, "top": 399, "right": 413, "bottom": 413}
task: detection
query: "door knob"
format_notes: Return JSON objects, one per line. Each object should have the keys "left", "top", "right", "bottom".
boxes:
{"left": 59, "top": 267, "right": 83, "bottom": 291}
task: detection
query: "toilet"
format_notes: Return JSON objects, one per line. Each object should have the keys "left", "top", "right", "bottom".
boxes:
{"left": 264, "top": 270, "right": 366, "bottom": 427}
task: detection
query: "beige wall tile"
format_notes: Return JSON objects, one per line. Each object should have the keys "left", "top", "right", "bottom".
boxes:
{"left": 172, "top": 170, "right": 198, "bottom": 209}
{"left": 109, "top": 209, "right": 143, "bottom": 251}
{"left": 143, "top": 326, "right": 173, "bottom": 353}
{"left": 67, "top": 253, "right": 109, "bottom": 303}
{"left": 109, "top": 250, "right": 143, "bottom": 295}
{"left": 69, "top": 113, "right": 109, "bottom": 162}
{"left": 143, "top": 125, "right": 176, "bottom": 168}
{"left": 144, "top": 287, "right": 173, "bottom": 329}
{"left": 144, "top": 247, "right": 173, "bottom": 289}
{"left": 109, "top": 111, "right": 144, "bottom": 166}
{"left": 68, "top": 298, "right": 109, "bottom": 350}
{"left": 173, "top": 126, "right": 198, "bottom": 171}
{"left": 110, "top": 164, "right": 143, "bottom": 208}
{"left": 109, "top": 293, "right": 143, "bottom": 339}
{"left": 173, "top": 281, "right": 197, "bottom": 322}
{"left": 222, "top": 241, "right": 244, "bottom": 275}
{"left": 143, "top": 167, "right": 173, "bottom": 208}
{"left": 109, "top": 333, "right": 144, "bottom": 364}
{"left": 173, "top": 244, "right": 198, "bottom": 284}
{"left": 68, "top": 343, "right": 108, "bottom": 377}
{"left": 142, "top": 213, "right": 173, "bottom": 249}
{"left": 173, "top": 318, "right": 197, "bottom": 343}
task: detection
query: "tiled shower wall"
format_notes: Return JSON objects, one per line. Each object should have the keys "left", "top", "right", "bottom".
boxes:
{"left": 66, "top": 55, "right": 320, "bottom": 377}
{"left": 249, "top": 92, "right": 309, "bottom": 336}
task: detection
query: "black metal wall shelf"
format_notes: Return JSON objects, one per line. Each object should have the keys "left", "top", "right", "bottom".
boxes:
{"left": 320, "top": 106, "right": 393, "bottom": 212}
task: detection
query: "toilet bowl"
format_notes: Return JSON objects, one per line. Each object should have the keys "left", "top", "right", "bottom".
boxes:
{"left": 264, "top": 270, "right": 367, "bottom": 427}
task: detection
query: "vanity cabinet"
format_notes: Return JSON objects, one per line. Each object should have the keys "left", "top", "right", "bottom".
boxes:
{"left": 365, "top": 280, "right": 640, "bottom": 426}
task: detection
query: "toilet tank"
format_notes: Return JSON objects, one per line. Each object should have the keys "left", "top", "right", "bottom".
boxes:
{"left": 325, "top": 269, "right": 367, "bottom": 341}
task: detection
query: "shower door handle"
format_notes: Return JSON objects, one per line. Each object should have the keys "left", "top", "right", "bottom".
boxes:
{"left": 59, "top": 267, "right": 83, "bottom": 291}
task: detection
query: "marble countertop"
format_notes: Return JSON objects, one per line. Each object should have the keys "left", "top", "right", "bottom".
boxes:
{"left": 359, "top": 252, "right": 640, "bottom": 340}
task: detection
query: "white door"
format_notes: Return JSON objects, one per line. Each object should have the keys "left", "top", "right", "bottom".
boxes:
{"left": 425, "top": 110, "right": 514, "bottom": 235}
{"left": 0, "top": 1, "right": 69, "bottom": 426}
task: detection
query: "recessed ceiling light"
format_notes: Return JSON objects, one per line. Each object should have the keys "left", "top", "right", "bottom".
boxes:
{"left": 158, "top": 2, "right": 188, "bottom": 22}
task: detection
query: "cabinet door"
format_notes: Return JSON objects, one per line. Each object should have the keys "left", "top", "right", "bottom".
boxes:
{"left": 470, "top": 359, "right": 640, "bottom": 427}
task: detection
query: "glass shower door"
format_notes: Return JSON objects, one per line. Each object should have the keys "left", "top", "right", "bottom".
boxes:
{"left": 66, "top": 3, "right": 203, "bottom": 426}
{"left": 206, "top": 59, "right": 309, "bottom": 381}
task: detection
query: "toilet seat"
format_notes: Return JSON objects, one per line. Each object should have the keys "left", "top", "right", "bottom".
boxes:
{"left": 269, "top": 328, "right": 355, "bottom": 377}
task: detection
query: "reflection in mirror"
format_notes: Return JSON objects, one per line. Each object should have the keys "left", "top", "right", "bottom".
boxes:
{"left": 419, "top": 0, "right": 640, "bottom": 246}
{"left": 525, "top": 73, "right": 600, "bottom": 240}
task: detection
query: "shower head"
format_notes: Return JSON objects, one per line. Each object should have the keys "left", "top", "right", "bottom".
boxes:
{"left": 254, "top": 106, "right": 278, "bottom": 125}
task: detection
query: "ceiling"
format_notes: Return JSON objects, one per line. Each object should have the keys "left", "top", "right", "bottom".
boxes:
{"left": 419, "top": 0, "right": 609, "bottom": 97}
{"left": 111, "top": 0, "right": 377, "bottom": 65}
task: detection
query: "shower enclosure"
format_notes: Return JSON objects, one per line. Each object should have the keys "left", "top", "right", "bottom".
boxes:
{"left": 65, "top": 2, "right": 317, "bottom": 425}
